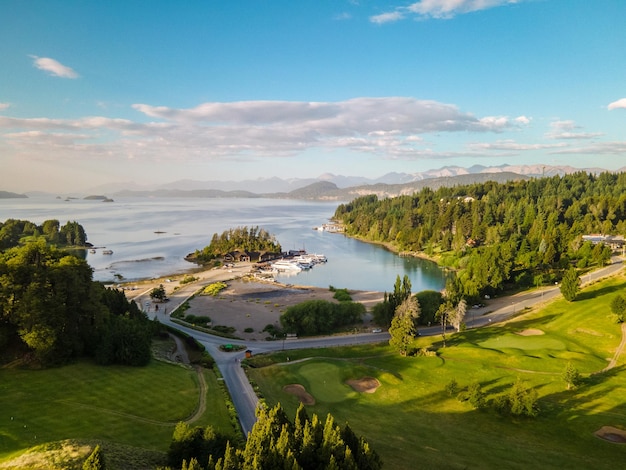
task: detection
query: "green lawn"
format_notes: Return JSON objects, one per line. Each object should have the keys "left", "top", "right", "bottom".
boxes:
{"left": 0, "top": 359, "right": 236, "bottom": 468}
{"left": 248, "top": 274, "right": 626, "bottom": 469}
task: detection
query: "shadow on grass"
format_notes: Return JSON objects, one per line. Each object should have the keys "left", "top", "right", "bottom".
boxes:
{"left": 429, "top": 314, "right": 562, "bottom": 350}
{"left": 539, "top": 364, "right": 626, "bottom": 417}
{"left": 576, "top": 282, "right": 626, "bottom": 302}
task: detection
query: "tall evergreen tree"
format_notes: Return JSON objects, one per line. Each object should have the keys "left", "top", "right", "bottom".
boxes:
{"left": 388, "top": 296, "right": 420, "bottom": 356}
{"left": 560, "top": 267, "right": 581, "bottom": 302}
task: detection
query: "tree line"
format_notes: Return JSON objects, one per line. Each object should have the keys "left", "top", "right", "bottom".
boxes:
{"left": 0, "top": 223, "right": 153, "bottom": 367}
{"left": 161, "top": 403, "right": 381, "bottom": 470}
{"left": 0, "top": 218, "right": 88, "bottom": 249}
{"left": 334, "top": 172, "right": 620, "bottom": 302}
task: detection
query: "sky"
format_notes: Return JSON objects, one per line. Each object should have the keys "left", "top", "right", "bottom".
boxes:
{"left": 1, "top": 0, "right": 625, "bottom": 193}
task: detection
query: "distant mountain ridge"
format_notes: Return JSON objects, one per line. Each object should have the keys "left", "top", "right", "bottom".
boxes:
{"left": 110, "top": 164, "right": 617, "bottom": 200}
{"left": 0, "top": 191, "right": 28, "bottom": 199}
{"left": 16, "top": 163, "right": 622, "bottom": 201}
{"left": 96, "top": 163, "right": 614, "bottom": 195}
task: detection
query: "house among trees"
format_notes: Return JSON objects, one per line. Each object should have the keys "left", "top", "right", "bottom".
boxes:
{"left": 582, "top": 234, "right": 626, "bottom": 252}
{"left": 223, "top": 250, "right": 281, "bottom": 263}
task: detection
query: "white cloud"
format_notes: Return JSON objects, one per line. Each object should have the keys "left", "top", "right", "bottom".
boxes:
{"left": 550, "top": 120, "right": 577, "bottom": 130}
{"left": 371, "top": 0, "right": 524, "bottom": 22}
{"left": 478, "top": 116, "right": 510, "bottom": 130}
{"left": 0, "top": 103, "right": 10, "bottom": 111}
{"left": 608, "top": 98, "right": 626, "bottom": 110}
{"left": 469, "top": 139, "right": 567, "bottom": 151}
{"left": 0, "top": 97, "right": 522, "bottom": 164}
{"left": 515, "top": 115, "right": 531, "bottom": 125}
{"left": 550, "top": 141, "right": 626, "bottom": 156}
{"left": 370, "top": 11, "right": 405, "bottom": 24}
{"left": 30, "top": 55, "right": 79, "bottom": 79}
{"left": 132, "top": 97, "right": 511, "bottom": 134}
{"left": 545, "top": 120, "right": 603, "bottom": 140}
{"left": 333, "top": 12, "right": 352, "bottom": 21}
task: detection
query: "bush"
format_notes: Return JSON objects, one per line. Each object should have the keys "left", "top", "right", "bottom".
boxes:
{"left": 180, "top": 275, "right": 199, "bottom": 285}
{"left": 203, "top": 282, "right": 228, "bottom": 296}
{"left": 445, "top": 379, "right": 459, "bottom": 397}
{"left": 610, "top": 294, "right": 626, "bottom": 323}
{"left": 184, "top": 314, "right": 211, "bottom": 326}
{"left": 280, "top": 300, "right": 365, "bottom": 336}
{"left": 331, "top": 287, "right": 352, "bottom": 302}
{"left": 493, "top": 379, "right": 539, "bottom": 417}
{"left": 212, "top": 325, "right": 236, "bottom": 335}
{"left": 458, "top": 382, "right": 485, "bottom": 409}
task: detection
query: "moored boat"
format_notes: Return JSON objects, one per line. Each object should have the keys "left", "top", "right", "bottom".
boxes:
{"left": 271, "top": 259, "right": 303, "bottom": 272}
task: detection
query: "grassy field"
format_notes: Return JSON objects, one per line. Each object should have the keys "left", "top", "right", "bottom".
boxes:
{"left": 0, "top": 357, "right": 236, "bottom": 469}
{"left": 247, "top": 274, "right": 626, "bottom": 469}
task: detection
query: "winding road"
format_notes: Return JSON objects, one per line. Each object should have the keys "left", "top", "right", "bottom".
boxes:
{"left": 134, "top": 257, "right": 625, "bottom": 437}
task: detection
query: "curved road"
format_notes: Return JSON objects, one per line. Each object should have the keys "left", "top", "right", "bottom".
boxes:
{"left": 136, "top": 257, "right": 624, "bottom": 437}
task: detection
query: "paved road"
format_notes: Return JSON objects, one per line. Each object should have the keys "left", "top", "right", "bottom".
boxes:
{"left": 466, "top": 256, "right": 624, "bottom": 329}
{"left": 135, "top": 257, "right": 623, "bottom": 437}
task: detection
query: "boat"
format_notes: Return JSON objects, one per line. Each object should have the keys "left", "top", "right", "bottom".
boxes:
{"left": 102, "top": 250, "right": 113, "bottom": 255}
{"left": 90, "top": 249, "right": 96, "bottom": 254}
{"left": 293, "top": 255, "right": 315, "bottom": 269}
{"left": 271, "top": 259, "right": 302, "bottom": 272}
{"left": 310, "top": 253, "right": 327, "bottom": 263}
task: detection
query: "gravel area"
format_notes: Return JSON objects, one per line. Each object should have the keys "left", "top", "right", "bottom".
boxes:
{"left": 185, "top": 278, "right": 384, "bottom": 341}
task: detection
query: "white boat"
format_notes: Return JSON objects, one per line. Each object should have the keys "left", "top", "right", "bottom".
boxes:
{"left": 293, "top": 255, "right": 315, "bottom": 269}
{"left": 272, "top": 259, "right": 302, "bottom": 272}
{"left": 102, "top": 249, "right": 113, "bottom": 255}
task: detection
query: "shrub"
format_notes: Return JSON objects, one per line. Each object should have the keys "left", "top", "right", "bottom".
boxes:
{"left": 458, "top": 382, "right": 485, "bottom": 409}
{"left": 332, "top": 288, "right": 352, "bottom": 302}
{"left": 445, "top": 379, "right": 459, "bottom": 397}
{"left": 203, "top": 282, "right": 228, "bottom": 296}
{"left": 180, "top": 275, "right": 199, "bottom": 285}
{"left": 212, "top": 325, "right": 236, "bottom": 335}
{"left": 493, "top": 379, "right": 539, "bottom": 417}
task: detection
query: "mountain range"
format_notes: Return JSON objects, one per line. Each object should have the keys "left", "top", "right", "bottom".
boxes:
{"left": 106, "top": 164, "right": 616, "bottom": 201}
{"left": 4, "top": 163, "right": 621, "bottom": 201}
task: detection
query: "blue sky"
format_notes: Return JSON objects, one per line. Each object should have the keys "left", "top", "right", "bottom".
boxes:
{"left": 1, "top": 0, "right": 625, "bottom": 193}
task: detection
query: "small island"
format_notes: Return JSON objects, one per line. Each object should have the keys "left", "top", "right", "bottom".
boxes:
{"left": 84, "top": 195, "right": 114, "bottom": 202}
{"left": 186, "top": 226, "right": 282, "bottom": 266}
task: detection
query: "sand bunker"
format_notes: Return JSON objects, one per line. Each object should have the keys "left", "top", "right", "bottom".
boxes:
{"left": 283, "top": 384, "right": 316, "bottom": 405}
{"left": 516, "top": 329, "right": 544, "bottom": 336}
{"left": 595, "top": 426, "right": 626, "bottom": 444}
{"left": 346, "top": 377, "right": 381, "bottom": 394}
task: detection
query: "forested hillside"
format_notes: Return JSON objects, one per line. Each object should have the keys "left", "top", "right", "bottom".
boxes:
{"left": 334, "top": 172, "right": 623, "bottom": 300}
{"left": 0, "top": 219, "right": 153, "bottom": 367}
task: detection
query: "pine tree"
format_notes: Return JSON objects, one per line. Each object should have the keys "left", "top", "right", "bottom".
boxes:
{"left": 388, "top": 296, "right": 420, "bottom": 356}
{"left": 560, "top": 267, "right": 580, "bottom": 301}
{"left": 215, "top": 442, "right": 240, "bottom": 470}
{"left": 563, "top": 362, "right": 582, "bottom": 390}
{"left": 83, "top": 445, "right": 106, "bottom": 470}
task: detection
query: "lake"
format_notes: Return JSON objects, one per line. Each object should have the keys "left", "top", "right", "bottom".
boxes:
{"left": 0, "top": 196, "right": 447, "bottom": 293}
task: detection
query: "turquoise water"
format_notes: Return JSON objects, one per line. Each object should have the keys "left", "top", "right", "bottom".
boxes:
{"left": 0, "top": 196, "right": 446, "bottom": 293}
